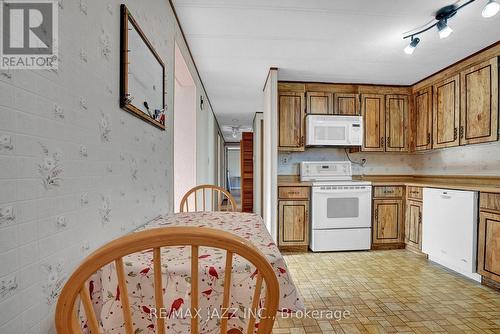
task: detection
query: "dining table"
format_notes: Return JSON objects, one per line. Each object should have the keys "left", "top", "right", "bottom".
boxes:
{"left": 81, "top": 211, "right": 304, "bottom": 334}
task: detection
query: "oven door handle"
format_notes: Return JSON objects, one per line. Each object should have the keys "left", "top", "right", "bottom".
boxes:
{"left": 312, "top": 188, "right": 371, "bottom": 194}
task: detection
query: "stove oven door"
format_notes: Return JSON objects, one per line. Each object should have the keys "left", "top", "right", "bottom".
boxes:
{"left": 311, "top": 185, "right": 372, "bottom": 229}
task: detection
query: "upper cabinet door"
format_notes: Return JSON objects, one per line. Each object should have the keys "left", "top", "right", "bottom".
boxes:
{"left": 306, "top": 92, "right": 332, "bottom": 114}
{"left": 460, "top": 57, "right": 498, "bottom": 145}
{"left": 414, "top": 87, "right": 433, "bottom": 151}
{"left": 334, "top": 93, "right": 360, "bottom": 115}
{"left": 278, "top": 91, "right": 305, "bottom": 151}
{"left": 432, "top": 75, "right": 460, "bottom": 149}
{"left": 361, "top": 94, "right": 385, "bottom": 152}
{"left": 385, "top": 95, "right": 409, "bottom": 152}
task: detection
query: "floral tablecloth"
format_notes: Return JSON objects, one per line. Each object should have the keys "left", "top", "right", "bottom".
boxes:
{"left": 83, "top": 212, "right": 303, "bottom": 333}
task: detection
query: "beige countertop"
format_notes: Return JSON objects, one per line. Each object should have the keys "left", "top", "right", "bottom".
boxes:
{"left": 278, "top": 174, "right": 500, "bottom": 193}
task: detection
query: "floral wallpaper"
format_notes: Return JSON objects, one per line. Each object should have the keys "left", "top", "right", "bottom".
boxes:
{"left": 0, "top": 0, "right": 207, "bottom": 332}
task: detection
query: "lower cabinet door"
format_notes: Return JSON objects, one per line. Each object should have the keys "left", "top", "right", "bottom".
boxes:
{"left": 478, "top": 211, "right": 500, "bottom": 282}
{"left": 278, "top": 200, "right": 309, "bottom": 246}
{"left": 373, "top": 199, "right": 404, "bottom": 245}
{"left": 405, "top": 200, "right": 422, "bottom": 251}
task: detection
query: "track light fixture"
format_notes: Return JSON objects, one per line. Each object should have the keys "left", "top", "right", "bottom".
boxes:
{"left": 482, "top": 0, "right": 500, "bottom": 17}
{"left": 404, "top": 37, "right": 420, "bottom": 54}
{"left": 437, "top": 19, "right": 453, "bottom": 39}
{"left": 403, "top": 0, "right": 498, "bottom": 54}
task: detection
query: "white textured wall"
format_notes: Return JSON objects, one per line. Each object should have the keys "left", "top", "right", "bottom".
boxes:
{"left": 0, "top": 1, "right": 216, "bottom": 333}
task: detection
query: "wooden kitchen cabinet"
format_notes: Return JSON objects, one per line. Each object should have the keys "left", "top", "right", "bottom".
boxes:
{"left": 460, "top": 57, "right": 498, "bottom": 145}
{"left": 361, "top": 94, "right": 385, "bottom": 152}
{"left": 361, "top": 94, "right": 409, "bottom": 152}
{"left": 306, "top": 91, "right": 332, "bottom": 114}
{"left": 413, "top": 86, "right": 433, "bottom": 151}
{"left": 433, "top": 75, "right": 460, "bottom": 149}
{"left": 478, "top": 211, "right": 500, "bottom": 284}
{"left": 405, "top": 200, "right": 422, "bottom": 252}
{"left": 372, "top": 199, "right": 405, "bottom": 248}
{"left": 278, "top": 186, "right": 310, "bottom": 251}
{"left": 478, "top": 193, "right": 500, "bottom": 286}
{"left": 279, "top": 91, "right": 305, "bottom": 151}
{"left": 334, "top": 93, "right": 360, "bottom": 115}
{"left": 278, "top": 200, "right": 309, "bottom": 248}
{"left": 385, "top": 95, "right": 409, "bottom": 152}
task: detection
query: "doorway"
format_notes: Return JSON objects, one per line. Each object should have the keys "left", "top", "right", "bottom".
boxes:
{"left": 226, "top": 145, "right": 241, "bottom": 206}
{"left": 174, "top": 43, "right": 196, "bottom": 212}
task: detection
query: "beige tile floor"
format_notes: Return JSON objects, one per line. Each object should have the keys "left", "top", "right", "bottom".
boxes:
{"left": 273, "top": 250, "right": 500, "bottom": 333}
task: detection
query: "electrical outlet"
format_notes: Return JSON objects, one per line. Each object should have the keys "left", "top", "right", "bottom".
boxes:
{"left": 54, "top": 104, "right": 64, "bottom": 118}
{"left": 56, "top": 216, "right": 67, "bottom": 229}
{"left": 0, "top": 277, "right": 18, "bottom": 299}
{"left": 80, "top": 97, "right": 88, "bottom": 109}
{"left": 0, "top": 206, "right": 15, "bottom": 224}
{"left": 80, "top": 193, "right": 89, "bottom": 206}
{"left": 0, "top": 134, "right": 13, "bottom": 150}
{"left": 79, "top": 145, "right": 88, "bottom": 157}
{"left": 280, "top": 154, "right": 291, "bottom": 165}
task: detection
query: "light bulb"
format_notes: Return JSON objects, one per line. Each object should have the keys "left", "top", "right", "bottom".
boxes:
{"left": 437, "top": 20, "right": 453, "bottom": 39}
{"left": 404, "top": 37, "right": 420, "bottom": 54}
{"left": 482, "top": 0, "right": 500, "bottom": 17}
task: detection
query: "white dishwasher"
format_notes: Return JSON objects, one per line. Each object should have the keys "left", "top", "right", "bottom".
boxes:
{"left": 422, "top": 188, "right": 481, "bottom": 281}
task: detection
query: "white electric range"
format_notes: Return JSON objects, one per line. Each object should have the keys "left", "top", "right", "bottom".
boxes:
{"left": 301, "top": 161, "right": 372, "bottom": 252}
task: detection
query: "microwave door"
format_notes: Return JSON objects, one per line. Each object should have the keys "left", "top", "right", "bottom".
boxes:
{"left": 313, "top": 124, "right": 348, "bottom": 145}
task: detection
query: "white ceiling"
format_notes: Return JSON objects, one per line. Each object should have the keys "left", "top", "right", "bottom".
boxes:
{"left": 172, "top": 0, "right": 500, "bottom": 141}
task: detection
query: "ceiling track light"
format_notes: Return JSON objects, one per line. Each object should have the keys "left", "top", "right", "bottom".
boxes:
{"left": 402, "top": 0, "right": 498, "bottom": 54}
{"left": 404, "top": 37, "right": 421, "bottom": 54}
{"left": 482, "top": 0, "right": 500, "bottom": 17}
{"left": 437, "top": 19, "right": 453, "bottom": 39}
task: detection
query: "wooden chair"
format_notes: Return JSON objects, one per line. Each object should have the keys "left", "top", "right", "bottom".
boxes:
{"left": 55, "top": 227, "right": 280, "bottom": 334}
{"left": 180, "top": 184, "right": 238, "bottom": 212}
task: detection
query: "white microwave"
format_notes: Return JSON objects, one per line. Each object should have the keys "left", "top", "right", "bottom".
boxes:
{"left": 305, "top": 115, "right": 363, "bottom": 147}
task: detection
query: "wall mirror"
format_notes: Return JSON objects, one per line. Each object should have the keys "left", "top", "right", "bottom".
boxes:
{"left": 120, "top": 4, "right": 165, "bottom": 130}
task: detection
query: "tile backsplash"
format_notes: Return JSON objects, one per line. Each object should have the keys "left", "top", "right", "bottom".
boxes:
{"left": 279, "top": 141, "right": 500, "bottom": 176}
{"left": 278, "top": 148, "right": 416, "bottom": 175}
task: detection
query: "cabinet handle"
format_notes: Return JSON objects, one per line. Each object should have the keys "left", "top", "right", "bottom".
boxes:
{"left": 459, "top": 126, "right": 464, "bottom": 139}
{"left": 427, "top": 133, "right": 431, "bottom": 145}
{"left": 380, "top": 137, "right": 385, "bottom": 147}
{"left": 375, "top": 209, "right": 379, "bottom": 220}
{"left": 387, "top": 137, "right": 391, "bottom": 147}
{"left": 454, "top": 127, "right": 458, "bottom": 140}
{"left": 419, "top": 212, "right": 422, "bottom": 224}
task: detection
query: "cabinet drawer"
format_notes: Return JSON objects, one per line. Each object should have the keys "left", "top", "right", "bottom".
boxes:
{"left": 407, "top": 186, "right": 423, "bottom": 200}
{"left": 480, "top": 193, "right": 500, "bottom": 212}
{"left": 373, "top": 186, "right": 404, "bottom": 198}
{"left": 278, "top": 186, "right": 309, "bottom": 199}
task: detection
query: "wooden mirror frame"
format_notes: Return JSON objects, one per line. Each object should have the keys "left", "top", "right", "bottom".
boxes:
{"left": 120, "top": 4, "right": 166, "bottom": 130}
